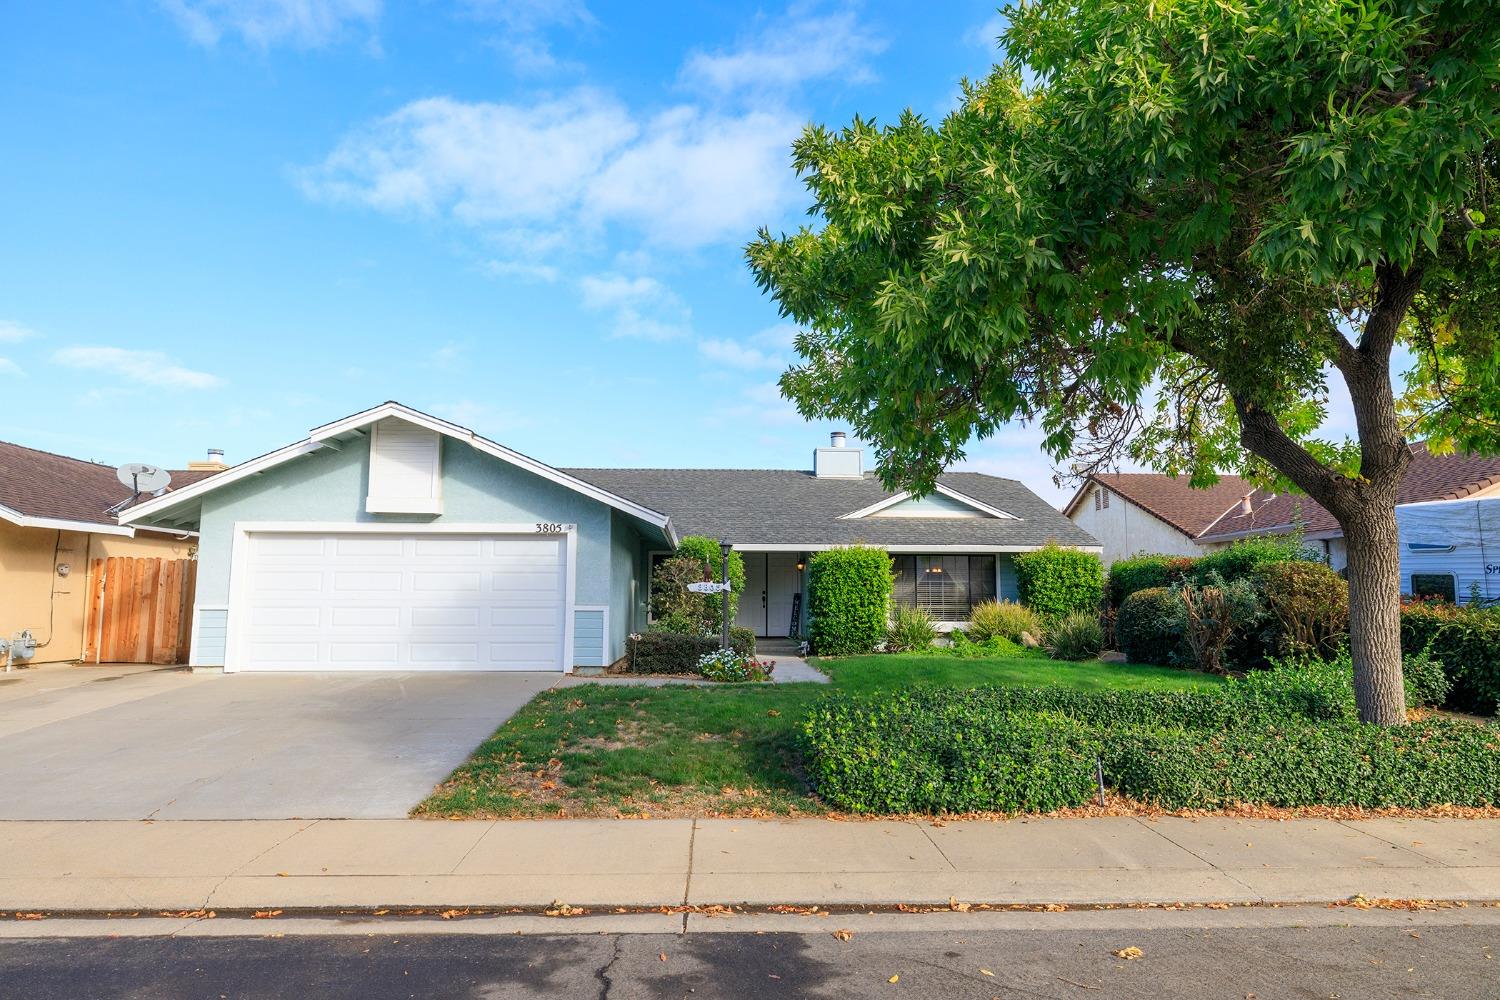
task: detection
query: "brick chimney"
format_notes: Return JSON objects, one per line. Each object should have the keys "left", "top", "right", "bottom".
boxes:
{"left": 188, "top": 448, "right": 229, "bottom": 472}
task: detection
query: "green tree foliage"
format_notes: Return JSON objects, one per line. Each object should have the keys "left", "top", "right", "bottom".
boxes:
{"left": 807, "top": 546, "right": 894, "bottom": 655}
{"left": 1013, "top": 544, "right": 1104, "bottom": 619}
{"left": 748, "top": 0, "right": 1500, "bottom": 725}
{"left": 650, "top": 537, "right": 746, "bottom": 634}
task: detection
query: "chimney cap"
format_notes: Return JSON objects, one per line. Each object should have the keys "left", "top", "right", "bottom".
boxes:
{"left": 829, "top": 431, "right": 847, "bottom": 448}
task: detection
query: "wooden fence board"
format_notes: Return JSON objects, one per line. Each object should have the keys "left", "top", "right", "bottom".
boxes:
{"left": 82, "top": 556, "right": 197, "bottom": 665}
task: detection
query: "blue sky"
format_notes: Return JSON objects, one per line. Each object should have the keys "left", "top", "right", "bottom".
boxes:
{"left": 2, "top": 2, "right": 1368, "bottom": 507}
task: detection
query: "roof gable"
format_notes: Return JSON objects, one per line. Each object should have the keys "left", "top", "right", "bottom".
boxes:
{"left": 842, "top": 483, "right": 1016, "bottom": 520}
{"left": 1066, "top": 473, "right": 1252, "bottom": 538}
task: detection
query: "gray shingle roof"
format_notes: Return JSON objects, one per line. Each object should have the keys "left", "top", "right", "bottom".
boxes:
{"left": 0, "top": 439, "right": 218, "bottom": 528}
{"left": 562, "top": 468, "right": 1098, "bottom": 549}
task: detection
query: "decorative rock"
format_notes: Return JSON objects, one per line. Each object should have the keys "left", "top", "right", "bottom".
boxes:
{"left": 1020, "top": 630, "right": 1041, "bottom": 648}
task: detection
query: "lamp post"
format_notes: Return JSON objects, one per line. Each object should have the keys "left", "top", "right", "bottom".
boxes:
{"left": 719, "top": 540, "right": 732, "bottom": 652}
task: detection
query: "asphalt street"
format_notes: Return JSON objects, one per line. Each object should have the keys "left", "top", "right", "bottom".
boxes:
{"left": 1, "top": 923, "right": 1496, "bottom": 999}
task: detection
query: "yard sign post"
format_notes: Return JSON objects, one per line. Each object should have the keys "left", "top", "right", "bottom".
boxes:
{"left": 719, "top": 541, "right": 732, "bottom": 652}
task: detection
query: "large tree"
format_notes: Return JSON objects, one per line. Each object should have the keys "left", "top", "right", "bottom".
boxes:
{"left": 748, "top": 0, "right": 1500, "bottom": 724}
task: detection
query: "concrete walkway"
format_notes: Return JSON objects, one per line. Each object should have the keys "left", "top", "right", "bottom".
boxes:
{"left": 1, "top": 816, "right": 1495, "bottom": 913}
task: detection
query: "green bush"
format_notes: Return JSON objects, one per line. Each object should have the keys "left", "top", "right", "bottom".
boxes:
{"left": 1403, "top": 647, "right": 1453, "bottom": 709}
{"left": 651, "top": 537, "right": 746, "bottom": 630}
{"left": 907, "top": 630, "right": 1027, "bottom": 659}
{"left": 1114, "top": 587, "right": 1185, "bottom": 665}
{"left": 1014, "top": 544, "right": 1104, "bottom": 620}
{"left": 1177, "top": 573, "right": 1262, "bottom": 674}
{"left": 1401, "top": 602, "right": 1500, "bottom": 715}
{"left": 1045, "top": 611, "right": 1104, "bottom": 661}
{"left": 1108, "top": 554, "right": 1181, "bottom": 608}
{"left": 1191, "top": 534, "right": 1316, "bottom": 585}
{"left": 886, "top": 606, "right": 937, "bottom": 652}
{"left": 1254, "top": 561, "right": 1348, "bottom": 658}
{"left": 801, "top": 695, "right": 1101, "bottom": 813}
{"left": 968, "top": 600, "right": 1042, "bottom": 643}
{"left": 628, "top": 628, "right": 754, "bottom": 674}
{"left": 1109, "top": 719, "right": 1500, "bottom": 809}
{"left": 807, "top": 546, "right": 894, "bottom": 655}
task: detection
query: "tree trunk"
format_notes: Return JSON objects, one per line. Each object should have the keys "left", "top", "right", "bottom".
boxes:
{"left": 1341, "top": 503, "right": 1407, "bottom": 726}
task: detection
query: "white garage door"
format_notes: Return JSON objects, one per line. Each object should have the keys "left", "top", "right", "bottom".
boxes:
{"left": 231, "top": 531, "right": 567, "bottom": 672}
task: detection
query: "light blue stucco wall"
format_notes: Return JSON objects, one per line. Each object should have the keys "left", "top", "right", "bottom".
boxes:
{"left": 191, "top": 433, "right": 636, "bottom": 667}
{"left": 608, "top": 509, "right": 643, "bottom": 665}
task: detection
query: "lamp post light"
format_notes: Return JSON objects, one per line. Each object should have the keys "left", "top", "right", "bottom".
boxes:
{"left": 719, "top": 540, "right": 733, "bottom": 651}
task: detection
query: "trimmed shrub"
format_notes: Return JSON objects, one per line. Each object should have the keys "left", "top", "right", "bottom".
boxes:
{"left": 652, "top": 537, "right": 746, "bottom": 630}
{"left": 1109, "top": 719, "right": 1500, "bottom": 809}
{"left": 1400, "top": 602, "right": 1500, "bottom": 716}
{"left": 1045, "top": 611, "right": 1104, "bottom": 661}
{"left": 807, "top": 546, "right": 893, "bottom": 655}
{"left": 1254, "top": 561, "right": 1349, "bottom": 658}
{"left": 1190, "top": 534, "right": 1316, "bottom": 585}
{"left": 886, "top": 606, "right": 937, "bottom": 652}
{"left": 912, "top": 631, "right": 1026, "bottom": 659}
{"left": 801, "top": 695, "right": 1101, "bottom": 813}
{"left": 1403, "top": 647, "right": 1452, "bottom": 709}
{"left": 968, "top": 600, "right": 1042, "bottom": 644}
{"left": 1014, "top": 544, "right": 1105, "bottom": 619}
{"left": 1115, "top": 587, "right": 1185, "bottom": 666}
{"left": 1108, "top": 554, "right": 1181, "bottom": 608}
{"left": 628, "top": 628, "right": 755, "bottom": 674}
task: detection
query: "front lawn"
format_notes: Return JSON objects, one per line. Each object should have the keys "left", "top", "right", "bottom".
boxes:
{"left": 416, "top": 654, "right": 1220, "bottom": 819}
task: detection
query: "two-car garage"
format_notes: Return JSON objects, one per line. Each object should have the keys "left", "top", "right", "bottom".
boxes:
{"left": 227, "top": 528, "right": 570, "bottom": 672}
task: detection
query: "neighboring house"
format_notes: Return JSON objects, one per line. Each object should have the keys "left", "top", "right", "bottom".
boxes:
{"left": 118, "top": 401, "right": 1099, "bottom": 674}
{"left": 1065, "top": 444, "right": 1500, "bottom": 572}
{"left": 0, "top": 441, "right": 218, "bottom": 665}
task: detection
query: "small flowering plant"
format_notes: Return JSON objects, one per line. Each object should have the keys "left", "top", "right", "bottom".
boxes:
{"left": 697, "top": 648, "right": 775, "bottom": 683}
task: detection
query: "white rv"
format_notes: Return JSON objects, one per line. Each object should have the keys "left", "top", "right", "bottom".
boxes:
{"left": 1397, "top": 497, "right": 1500, "bottom": 605}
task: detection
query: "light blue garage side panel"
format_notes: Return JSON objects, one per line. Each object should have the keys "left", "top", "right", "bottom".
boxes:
{"left": 572, "top": 609, "right": 606, "bottom": 667}
{"left": 191, "top": 435, "right": 617, "bottom": 665}
{"left": 193, "top": 608, "right": 228, "bottom": 665}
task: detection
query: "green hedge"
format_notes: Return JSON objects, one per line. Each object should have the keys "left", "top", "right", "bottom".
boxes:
{"left": 1190, "top": 535, "right": 1316, "bottom": 585}
{"left": 628, "top": 628, "right": 755, "bottom": 674}
{"left": 801, "top": 668, "right": 1498, "bottom": 813}
{"left": 807, "top": 546, "right": 893, "bottom": 655}
{"left": 1013, "top": 544, "right": 1104, "bottom": 619}
{"left": 1401, "top": 603, "right": 1500, "bottom": 716}
{"left": 1108, "top": 554, "right": 1177, "bottom": 608}
{"left": 1110, "top": 720, "right": 1500, "bottom": 809}
{"left": 1115, "top": 587, "right": 1185, "bottom": 666}
{"left": 672, "top": 536, "right": 748, "bottom": 627}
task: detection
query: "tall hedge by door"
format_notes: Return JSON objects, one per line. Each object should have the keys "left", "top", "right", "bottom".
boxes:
{"left": 807, "top": 546, "right": 893, "bottom": 655}
{"left": 1013, "top": 544, "right": 1104, "bottom": 619}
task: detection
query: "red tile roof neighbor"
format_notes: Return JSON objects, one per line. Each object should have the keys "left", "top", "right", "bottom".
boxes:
{"left": 1067, "top": 443, "right": 1500, "bottom": 543}
{"left": 0, "top": 439, "right": 218, "bottom": 529}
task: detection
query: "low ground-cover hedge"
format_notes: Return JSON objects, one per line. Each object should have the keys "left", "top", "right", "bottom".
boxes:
{"left": 628, "top": 628, "right": 755, "bottom": 673}
{"left": 800, "top": 660, "right": 1498, "bottom": 813}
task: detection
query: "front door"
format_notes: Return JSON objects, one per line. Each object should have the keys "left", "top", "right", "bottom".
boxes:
{"left": 735, "top": 553, "right": 767, "bottom": 634}
{"left": 766, "top": 553, "right": 802, "bottom": 638}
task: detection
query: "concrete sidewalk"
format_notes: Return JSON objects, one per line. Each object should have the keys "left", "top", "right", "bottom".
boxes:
{"left": 1, "top": 816, "right": 1496, "bottom": 913}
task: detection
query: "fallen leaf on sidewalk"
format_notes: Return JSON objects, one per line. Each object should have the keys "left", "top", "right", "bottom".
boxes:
{"left": 980, "top": 968, "right": 995, "bottom": 976}
{"left": 887, "top": 974, "right": 900, "bottom": 984}
{"left": 275, "top": 872, "right": 290, "bottom": 878}
{"left": 832, "top": 929, "right": 854, "bottom": 941}
{"left": 949, "top": 897, "right": 971, "bottom": 912}
{"left": 659, "top": 952, "right": 668, "bottom": 962}
{"left": 12, "top": 913, "right": 44, "bottom": 921}
{"left": 1113, "top": 947, "right": 1143, "bottom": 960}
{"left": 251, "top": 910, "right": 282, "bottom": 919}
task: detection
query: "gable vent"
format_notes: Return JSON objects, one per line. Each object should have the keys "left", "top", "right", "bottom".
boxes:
{"left": 366, "top": 418, "right": 442, "bottom": 514}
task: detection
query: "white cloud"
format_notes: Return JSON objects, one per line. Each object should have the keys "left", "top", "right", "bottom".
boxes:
{"left": 968, "top": 12, "right": 1007, "bottom": 50}
{"left": 478, "top": 258, "right": 560, "bottom": 283}
{"left": 52, "top": 347, "right": 225, "bottom": 389}
{"left": 461, "top": 0, "right": 595, "bottom": 73}
{"left": 0, "top": 358, "right": 23, "bottom": 376}
{"left": 0, "top": 320, "right": 39, "bottom": 343}
{"left": 698, "top": 338, "right": 784, "bottom": 370}
{"left": 157, "top": 0, "right": 380, "bottom": 49}
{"left": 679, "top": 8, "right": 886, "bottom": 97}
{"left": 578, "top": 273, "right": 691, "bottom": 341}
{"left": 302, "top": 91, "right": 799, "bottom": 250}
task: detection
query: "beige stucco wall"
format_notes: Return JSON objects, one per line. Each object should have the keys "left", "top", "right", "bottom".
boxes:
{"left": 0, "top": 520, "right": 196, "bottom": 665}
{"left": 1068, "top": 484, "right": 1202, "bottom": 568}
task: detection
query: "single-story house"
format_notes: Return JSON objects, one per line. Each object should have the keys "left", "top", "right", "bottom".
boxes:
{"left": 118, "top": 401, "right": 1099, "bottom": 673}
{"left": 0, "top": 440, "right": 218, "bottom": 665}
{"left": 1065, "top": 443, "right": 1500, "bottom": 570}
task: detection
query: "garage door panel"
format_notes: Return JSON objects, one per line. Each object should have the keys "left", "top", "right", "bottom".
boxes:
{"left": 235, "top": 531, "right": 566, "bottom": 672}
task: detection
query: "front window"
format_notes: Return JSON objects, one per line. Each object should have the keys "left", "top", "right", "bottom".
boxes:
{"left": 891, "top": 555, "right": 997, "bottom": 620}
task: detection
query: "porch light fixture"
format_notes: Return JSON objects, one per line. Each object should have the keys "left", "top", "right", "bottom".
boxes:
{"left": 795, "top": 554, "right": 806, "bottom": 571}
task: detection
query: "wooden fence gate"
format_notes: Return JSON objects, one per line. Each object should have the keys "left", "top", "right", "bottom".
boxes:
{"left": 83, "top": 557, "right": 197, "bottom": 664}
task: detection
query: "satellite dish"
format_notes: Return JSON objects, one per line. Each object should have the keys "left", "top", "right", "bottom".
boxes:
{"left": 116, "top": 463, "right": 172, "bottom": 495}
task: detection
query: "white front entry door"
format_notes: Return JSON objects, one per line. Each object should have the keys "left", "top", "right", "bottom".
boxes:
{"left": 765, "top": 553, "right": 802, "bottom": 638}
{"left": 231, "top": 531, "right": 567, "bottom": 672}
{"left": 735, "top": 553, "right": 767, "bottom": 635}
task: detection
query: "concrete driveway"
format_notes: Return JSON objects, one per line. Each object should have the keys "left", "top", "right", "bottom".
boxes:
{"left": 0, "top": 664, "right": 558, "bottom": 820}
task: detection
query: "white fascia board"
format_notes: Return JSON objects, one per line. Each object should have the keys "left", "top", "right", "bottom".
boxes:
{"left": 0, "top": 503, "right": 136, "bottom": 536}
{"left": 839, "top": 483, "right": 1018, "bottom": 521}
{"left": 1195, "top": 525, "right": 1344, "bottom": 545}
{"left": 117, "top": 440, "right": 324, "bottom": 524}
